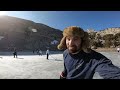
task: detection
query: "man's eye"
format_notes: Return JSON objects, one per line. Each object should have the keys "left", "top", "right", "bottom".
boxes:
{"left": 67, "top": 38, "right": 70, "bottom": 41}
{"left": 74, "top": 38, "right": 78, "bottom": 40}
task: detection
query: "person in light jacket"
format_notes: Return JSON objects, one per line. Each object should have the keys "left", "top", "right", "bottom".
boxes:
{"left": 46, "top": 49, "right": 50, "bottom": 60}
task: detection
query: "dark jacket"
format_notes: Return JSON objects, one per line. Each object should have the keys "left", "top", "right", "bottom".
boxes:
{"left": 61, "top": 49, "right": 120, "bottom": 79}
{"left": 13, "top": 51, "right": 17, "bottom": 55}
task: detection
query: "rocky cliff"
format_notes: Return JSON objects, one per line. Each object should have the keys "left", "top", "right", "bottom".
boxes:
{"left": 96, "top": 28, "right": 120, "bottom": 36}
{"left": 87, "top": 27, "right": 120, "bottom": 48}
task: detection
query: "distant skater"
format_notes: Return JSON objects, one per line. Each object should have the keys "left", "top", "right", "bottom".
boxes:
{"left": 13, "top": 49, "right": 17, "bottom": 58}
{"left": 39, "top": 50, "right": 42, "bottom": 56}
{"left": 117, "top": 47, "right": 120, "bottom": 52}
{"left": 46, "top": 49, "right": 50, "bottom": 59}
{"left": 33, "top": 50, "right": 35, "bottom": 54}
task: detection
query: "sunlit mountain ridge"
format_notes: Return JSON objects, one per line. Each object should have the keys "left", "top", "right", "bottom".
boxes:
{"left": 0, "top": 15, "right": 62, "bottom": 51}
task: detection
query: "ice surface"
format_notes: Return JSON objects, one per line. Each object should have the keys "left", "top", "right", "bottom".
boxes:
{"left": 0, "top": 51, "right": 119, "bottom": 79}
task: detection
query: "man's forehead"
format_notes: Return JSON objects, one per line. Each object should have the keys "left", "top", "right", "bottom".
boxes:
{"left": 66, "top": 36, "right": 81, "bottom": 38}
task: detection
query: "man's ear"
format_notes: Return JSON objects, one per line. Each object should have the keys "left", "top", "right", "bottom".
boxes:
{"left": 57, "top": 37, "right": 66, "bottom": 50}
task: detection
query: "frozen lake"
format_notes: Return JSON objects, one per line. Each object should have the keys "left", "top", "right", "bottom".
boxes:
{"left": 0, "top": 51, "right": 119, "bottom": 79}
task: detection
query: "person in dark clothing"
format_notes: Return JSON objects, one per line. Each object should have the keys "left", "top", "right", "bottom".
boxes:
{"left": 57, "top": 26, "right": 120, "bottom": 79}
{"left": 13, "top": 49, "right": 17, "bottom": 58}
{"left": 33, "top": 50, "right": 35, "bottom": 54}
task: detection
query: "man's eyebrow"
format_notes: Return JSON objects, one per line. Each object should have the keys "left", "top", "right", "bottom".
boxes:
{"left": 66, "top": 36, "right": 70, "bottom": 38}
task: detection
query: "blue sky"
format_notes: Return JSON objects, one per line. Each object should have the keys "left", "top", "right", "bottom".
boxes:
{"left": 1, "top": 11, "right": 120, "bottom": 31}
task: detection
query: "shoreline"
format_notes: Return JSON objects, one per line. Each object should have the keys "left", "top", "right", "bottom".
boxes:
{"left": 93, "top": 48, "right": 117, "bottom": 52}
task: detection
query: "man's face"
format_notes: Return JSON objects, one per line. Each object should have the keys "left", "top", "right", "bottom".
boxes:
{"left": 66, "top": 36, "right": 82, "bottom": 54}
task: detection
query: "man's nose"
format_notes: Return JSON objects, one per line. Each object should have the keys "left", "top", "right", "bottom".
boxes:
{"left": 69, "top": 39, "right": 75, "bottom": 45}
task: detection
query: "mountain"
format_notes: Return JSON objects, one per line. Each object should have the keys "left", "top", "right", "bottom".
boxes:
{"left": 0, "top": 15, "right": 63, "bottom": 51}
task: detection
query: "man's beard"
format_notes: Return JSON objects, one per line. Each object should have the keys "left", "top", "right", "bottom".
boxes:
{"left": 68, "top": 45, "right": 79, "bottom": 54}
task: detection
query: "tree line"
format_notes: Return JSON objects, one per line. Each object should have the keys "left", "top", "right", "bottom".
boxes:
{"left": 89, "top": 32, "right": 120, "bottom": 49}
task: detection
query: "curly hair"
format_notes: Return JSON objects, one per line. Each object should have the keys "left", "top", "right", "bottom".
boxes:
{"left": 57, "top": 26, "right": 91, "bottom": 53}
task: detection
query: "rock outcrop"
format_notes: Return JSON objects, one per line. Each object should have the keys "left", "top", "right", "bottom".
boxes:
{"left": 96, "top": 28, "right": 120, "bottom": 36}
